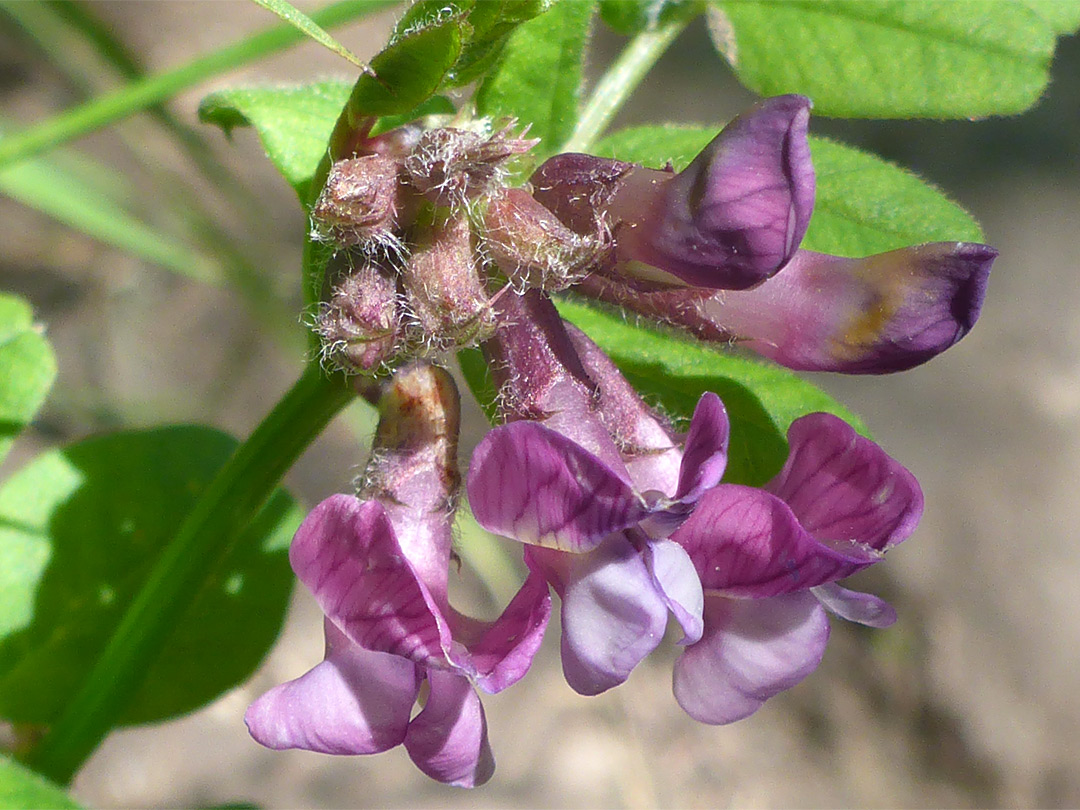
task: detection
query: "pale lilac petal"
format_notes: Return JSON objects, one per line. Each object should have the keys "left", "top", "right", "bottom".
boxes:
{"left": 289, "top": 495, "right": 447, "bottom": 664}
{"left": 644, "top": 539, "right": 704, "bottom": 645}
{"left": 614, "top": 95, "right": 814, "bottom": 290}
{"left": 447, "top": 568, "right": 552, "bottom": 693}
{"left": 671, "top": 484, "right": 885, "bottom": 597}
{"left": 693, "top": 243, "right": 996, "bottom": 373}
{"left": 557, "top": 534, "right": 669, "bottom": 695}
{"left": 404, "top": 670, "right": 495, "bottom": 788}
{"left": 812, "top": 582, "right": 897, "bottom": 628}
{"left": 768, "top": 413, "right": 923, "bottom": 552}
{"left": 675, "top": 392, "right": 730, "bottom": 503}
{"left": 467, "top": 422, "right": 648, "bottom": 552}
{"left": 245, "top": 619, "right": 420, "bottom": 755}
{"left": 673, "top": 592, "right": 829, "bottom": 724}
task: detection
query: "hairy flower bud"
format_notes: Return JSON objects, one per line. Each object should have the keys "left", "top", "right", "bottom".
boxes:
{"left": 400, "top": 212, "right": 497, "bottom": 353}
{"left": 403, "top": 125, "right": 537, "bottom": 206}
{"left": 311, "top": 155, "right": 404, "bottom": 248}
{"left": 481, "top": 189, "right": 610, "bottom": 291}
{"left": 314, "top": 253, "right": 401, "bottom": 373}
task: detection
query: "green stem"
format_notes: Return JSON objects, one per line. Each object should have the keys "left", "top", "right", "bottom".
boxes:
{"left": 0, "top": 0, "right": 398, "bottom": 169}
{"left": 25, "top": 362, "right": 357, "bottom": 785}
{"left": 559, "top": 16, "right": 689, "bottom": 154}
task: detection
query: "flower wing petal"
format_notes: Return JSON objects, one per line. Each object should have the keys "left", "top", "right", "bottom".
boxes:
{"left": 812, "top": 582, "right": 897, "bottom": 628}
{"left": 644, "top": 539, "right": 704, "bottom": 645}
{"left": 244, "top": 619, "right": 420, "bottom": 755}
{"left": 404, "top": 670, "right": 495, "bottom": 788}
{"left": 672, "top": 592, "right": 828, "bottom": 724}
{"left": 468, "top": 421, "right": 648, "bottom": 551}
{"left": 675, "top": 392, "right": 730, "bottom": 503}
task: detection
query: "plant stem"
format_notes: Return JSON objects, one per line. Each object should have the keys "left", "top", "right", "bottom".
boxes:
{"left": 559, "top": 16, "right": 689, "bottom": 154}
{"left": 25, "top": 362, "right": 357, "bottom": 785}
{"left": 0, "top": 0, "right": 398, "bottom": 169}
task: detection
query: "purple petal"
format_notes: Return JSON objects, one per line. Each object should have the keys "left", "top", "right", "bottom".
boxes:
{"left": 694, "top": 243, "right": 996, "bottom": 373}
{"left": 671, "top": 484, "right": 886, "bottom": 597}
{"left": 290, "top": 495, "right": 447, "bottom": 664}
{"left": 673, "top": 592, "right": 829, "bottom": 724}
{"left": 675, "top": 392, "right": 730, "bottom": 503}
{"left": 467, "top": 422, "right": 648, "bottom": 552}
{"left": 767, "top": 413, "right": 923, "bottom": 552}
{"left": 404, "top": 670, "right": 495, "bottom": 788}
{"left": 644, "top": 539, "right": 704, "bottom": 644}
{"left": 548, "top": 535, "right": 669, "bottom": 695}
{"left": 245, "top": 619, "right": 420, "bottom": 755}
{"left": 612, "top": 95, "right": 814, "bottom": 290}
{"left": 812, "top": 582, "right": 897, "bottom": 628}
{"left": 447, "top": 568, "right": 552, "bottom": 693}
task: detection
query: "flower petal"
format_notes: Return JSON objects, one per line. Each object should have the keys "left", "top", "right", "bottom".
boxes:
{"left": 537, "top": 535, "right": 669, "bottom": 695}
{"left": 289, "top": 495, "right": 447, "bottom": 664}
{"left": 467, "top": 421, "right": 648, "bottom": 551}
{"left": 672, "top": 592, "right": 829, "bottom": 725}
{"left": 245, "top": 618, "right": 420, "bottom": 755}
{"left": 768, "top": 413, "right": 923, "bottom": 552}
{"left": 675, "top": 392, "right": 730, "bottom": 503}
{"left": 447, "top": 568, "right": 552, "bottom": 693}
{"left": 812, "top": 582, "right": 897, "bottom": 628}
{"left": 614, "top": 95, "right": 814, "bottom": 290}
{"left": 404, "top": 670, "right": 495, "bottom": 788}
{"left": 672, "top": 484, "right": 885, "bottom": 597}
{"left": 644, "top": 539, "right": 704, "bottom": 645}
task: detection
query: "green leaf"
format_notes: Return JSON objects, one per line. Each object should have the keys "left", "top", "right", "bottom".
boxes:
{"left": 598, "top": 0, "right": 697, "bottom": 34}
{"left": 1016, "top": 0, "right": 1080, "bottom": 34}
{"left": 0, "top": 426, "right": 302, "bottom": 726}
{"left": 457, "top": 347, "right": 498, "bottom": 423}
{"left": 0, "top": 155, "right": 221, "bottom": 283}
{"left": 593, "top": 124, "right": 983, "bottom": 256}
{"left": 249, "top": 0, "right": 370, "bottom": 69}
{"left": 0, "top": 294, "right": 56, "bottom": 467}
{"left": 708, "top": 0, "right": 1072, "bottom": 117}
{"left": 0, "top": 755, "right": 82, "bottom": 810}
{"left": 557, "top": 298, "right": 866, "bottom": 486}
{"left": 475, "top": 0, "right": 596, "bottom": 159}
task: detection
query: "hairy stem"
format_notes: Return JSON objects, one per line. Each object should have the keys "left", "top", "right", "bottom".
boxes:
{"left": 25, "top": 362, "right": 357, "bottom": 785}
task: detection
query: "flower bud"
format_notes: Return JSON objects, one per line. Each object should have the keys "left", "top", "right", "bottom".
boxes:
{"left": 313, "top": 252, "right": 401, "bottom": 373}
{"left": 481, "top": 188, "right": 610, "bottom": 291}
{"left": 311, "top": 155, "right": 404, "bottom": 248}
{"left": 400, "top": 212, "right": 497, "bottom": 353}
{"left": 403, "top": 125, "right": 537, "bottom": 206}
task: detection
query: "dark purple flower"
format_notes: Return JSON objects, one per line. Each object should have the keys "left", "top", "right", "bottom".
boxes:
{"left": 531, "top": 95, "right": 995, "bottom": 374}
{"left": 245, "top": 364, "right": 550, "bottom": 787}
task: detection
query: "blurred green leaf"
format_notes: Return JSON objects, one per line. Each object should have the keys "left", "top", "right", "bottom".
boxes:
{"left": 557, "top": 298, "right": 866, "bottom": 485}
{"left": 0, "top": 426, "right": 301, "bottom": 726}
{"left": 0, "top": 156, "right": 220, "bottom": 282}
{"left": 593, "top": 125, "right": 983, "bottom": 256}
{"left": 708, "top": 0, "right": 1073, "bottom": 117}
{"left": 1016, "top": 0, "right": 1080, "bottom": 34}
{"left": 598, "top": 0, "right": 698, "bottom": 34}
{"left": 0, "top": 755, "right": 81, "bottom": 810}
{"left": 475, "top": 0, "right": 595, "bottom": 159}
{"left": 249, "top": 0, "right": 370, "bottom": 68}
{"left": 0, "top": 294, "right": 56, "bottom": 467}
{"left": 457, "top": 347, "right": 499, "bottom": 424}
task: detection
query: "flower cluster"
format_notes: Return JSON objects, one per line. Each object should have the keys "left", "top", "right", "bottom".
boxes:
{"left": 249, "top": 96, "right": 996, "bottom": 786}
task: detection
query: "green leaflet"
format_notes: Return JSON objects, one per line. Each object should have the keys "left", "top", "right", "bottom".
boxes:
{"left": 0, "top": 426, "right": 301, "bottom": 726}
{"left": 593, "top": 124, "right": 983, "bottom": 256}
{"left": 0, "top": 756, "right": 81, "bottom": 810}
{"left": 0, "top": 294, "right": 56, "bottom": 467}
{"left": 249, "top": 0, "right": 370, "bottom": 69}
{"left": 708, "top": 0, "right": 1073, "bottom": 118}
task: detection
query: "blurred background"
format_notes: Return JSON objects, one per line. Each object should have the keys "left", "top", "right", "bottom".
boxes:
{"left": 2, "top": 2, "right": 1079, "bottom": 807}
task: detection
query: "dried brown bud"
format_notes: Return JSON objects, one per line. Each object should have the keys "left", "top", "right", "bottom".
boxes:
{"left": 314, "top": 254, "right": 401, "bottom": 373}
{"left": 400, "top": 212, "right": 497, "bottom": 353}
{"left": 403, "top": 125, "right": 538, "bottom": 206}
{"left": 482, "top": 188, "right": 611, "bottom": 291}
{"left": 311, "top": 155, "right": 403, "bottom": 248}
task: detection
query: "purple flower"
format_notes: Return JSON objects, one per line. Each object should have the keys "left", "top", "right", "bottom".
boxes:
{"left": 531, "top": 95, "right": 996, "bottom": 374}
{"left": 668, "top": 412, "right": 922, "bottom": 723}
{"left": 245, "top": 364, "right": 550, "bottom": 787}
{"left": 468, "top": 291, "right": 726, "bottom": 694}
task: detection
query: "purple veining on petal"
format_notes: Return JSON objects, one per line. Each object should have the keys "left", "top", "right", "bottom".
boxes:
{"left": 675, "top": 392, "right": 730, "bottom": 503}
{"left": 673, "top": 591, "right": 829, "bottom": 725}
{"left": 812, "top": 582, "right": 897, "bottom": 628}
{"left": 467, "top": 421, "right": 649, "bottom": 551}
{"left": 404, "top": 669, "right": 495, "bottom": 788}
